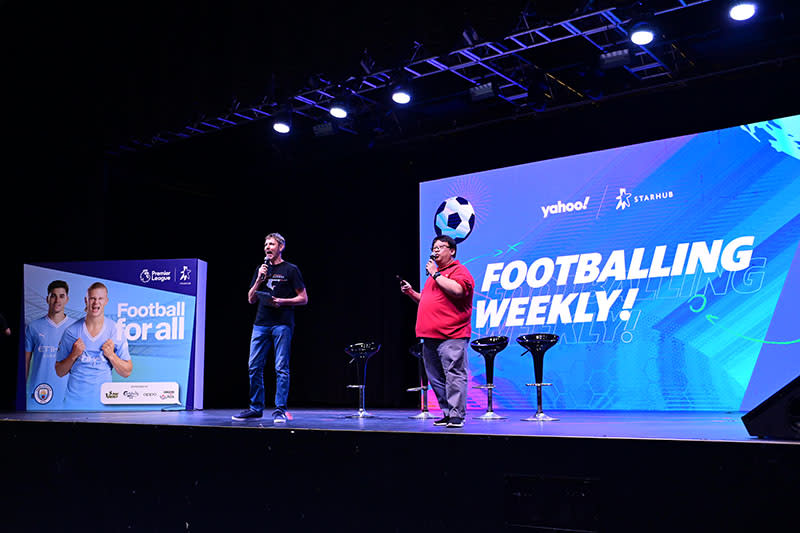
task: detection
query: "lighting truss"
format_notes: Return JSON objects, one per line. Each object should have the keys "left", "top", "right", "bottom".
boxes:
{"left": 108, "top": 0, "right": 755, "bottom": 154}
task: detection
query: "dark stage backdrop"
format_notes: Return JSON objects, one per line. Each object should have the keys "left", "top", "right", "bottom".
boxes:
{"left": 2, "top": 62, "right": 800, "bottom": 411}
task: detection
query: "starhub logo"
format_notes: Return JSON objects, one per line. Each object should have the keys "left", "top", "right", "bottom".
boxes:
{"left": 615, "top": 187, "right": 674, "bottom": 210}
{"left": 540, "top": 196, "right": 590, "bottom": 218}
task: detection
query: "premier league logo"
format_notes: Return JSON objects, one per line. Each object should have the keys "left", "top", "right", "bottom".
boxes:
{"left": 34, "top": 383, "right": 54, "bottom": 405}
{"left": 434, "top": 196, "right": 476, "bottom": 243}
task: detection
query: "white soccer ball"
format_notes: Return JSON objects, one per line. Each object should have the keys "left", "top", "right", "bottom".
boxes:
{"left": 434, "top": 196, "right": 476, "bottom": 243}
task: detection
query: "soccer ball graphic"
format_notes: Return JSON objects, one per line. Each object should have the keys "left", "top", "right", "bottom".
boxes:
{"left": 434, "top": 196, "right": 475, "bottom": 243}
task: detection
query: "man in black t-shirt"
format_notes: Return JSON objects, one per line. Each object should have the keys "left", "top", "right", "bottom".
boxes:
{"left": 233, "top": 233, "right": 308, "bottom": 423}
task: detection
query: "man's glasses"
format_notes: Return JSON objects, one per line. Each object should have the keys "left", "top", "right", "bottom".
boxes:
{"left": 431, "top": 245, "right": 451, "bottom": 252}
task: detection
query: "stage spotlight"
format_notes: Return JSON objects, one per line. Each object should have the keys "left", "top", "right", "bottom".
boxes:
{"left": 525, "top": 68, "right": 550, "bottom": 111}
{"left": 391, "top": 86, "right": 412, "bottom": 105}
{"left": 330, "top": 101, "right": 348, "bottom": 119}
{"left": 630, "top": 22, "right": 655, "bottom": 46}
{"left": 462, "top": 26, "right": 479, "bottom": 46}
{"left": 469, "top": 82, "right": 495, "bottom": 102}
{"left": 329, "top": 86, "right": 352, "bottom": 119}
{"left": 272, "top": 109, "right": 292, "bottom": 134}
{"left": 598, "top": 48, "right": 631, "bottom": 69}
{"left": 729, "top": 2, "right": 757, "bottom": 21}
{"left": 313, "top": 122, "right": 335, "bottom": 137}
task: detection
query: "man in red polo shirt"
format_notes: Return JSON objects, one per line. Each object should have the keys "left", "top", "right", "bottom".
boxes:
{"left": 400, "top": 235, "right": 474, "bottom": 428}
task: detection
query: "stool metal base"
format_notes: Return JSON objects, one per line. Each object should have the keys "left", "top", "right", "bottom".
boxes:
{"left": 407, "top": 383, "right": 433, "bottom": 419}
{"left": 475, "top": 411, "right": 507, "bottom": 420}
{"left": 473, "top": 384, "right": 505, "bottom": 420}
{"left": 522, "top": 412, "right": 559, "bottom": 422}
{"left": 346, "top": 408, "right": 374, "bottom": 418}
{"left": 346, "top": 384, "right": 372, "bottom": 418}
{"left": 524, "top": 382, "right": 557, "bottom": 421}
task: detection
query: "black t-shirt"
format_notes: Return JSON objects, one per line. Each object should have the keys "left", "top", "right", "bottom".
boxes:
{"left": 251, "top": 261, "right": 305, "bottom": 328}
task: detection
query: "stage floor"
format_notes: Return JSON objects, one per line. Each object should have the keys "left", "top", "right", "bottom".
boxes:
{"left": 2, "top": 407, "right": 793, "bottom": 444}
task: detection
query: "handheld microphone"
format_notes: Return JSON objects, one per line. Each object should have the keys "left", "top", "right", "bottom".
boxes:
{"left": 425, "top": 253, "right": 435, "bottom": 276}
{"left": 259, "top": 256, "right": 270, "bottom": 280}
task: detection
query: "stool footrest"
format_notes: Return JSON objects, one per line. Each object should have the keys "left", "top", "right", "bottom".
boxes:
{"left": 525, "top": 383, "right": 552, "bottom": 387}
{"left": 347, "top": 385, "right": 364, "bottom": 389}
{"left": 406, "top": 386, "right": 425, "bottom": 392}
{"left": 472, "top": 384, "right": 495, "bottom": 390}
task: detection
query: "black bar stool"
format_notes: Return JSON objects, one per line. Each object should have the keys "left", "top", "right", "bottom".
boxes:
{"left": 470, "top": 336, "right": 509, "bottom": 420}
{"left": 344, "top": 341, "right": 381, "bottom": 418}
{"left": 406, "top": 341, "right": 435, "bottom": 419}
{"left": 516, "top": 333, "right": 560, "bottom": 421}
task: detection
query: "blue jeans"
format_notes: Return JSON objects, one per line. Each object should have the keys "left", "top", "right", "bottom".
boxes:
{"left": 248, "top": 324, "right": 292, "bottom": 413}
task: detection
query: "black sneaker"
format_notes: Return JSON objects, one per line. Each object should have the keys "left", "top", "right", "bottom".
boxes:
{"left": 232, "top": 409, "right": 263, "bottom": 420}
{"left": 446, "top": 417, "right": 464, "bottom": 428}
{"left": 433, "top": 416, "right": 450, "bottom": 426}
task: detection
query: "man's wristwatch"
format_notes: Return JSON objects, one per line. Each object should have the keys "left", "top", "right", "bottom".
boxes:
{"left": 432, "top": 272, "right": 441, "bottom": 280}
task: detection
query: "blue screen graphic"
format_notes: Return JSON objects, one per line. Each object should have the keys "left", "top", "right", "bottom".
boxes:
{"left": 420, "top": 114, "right": 800, "bottom": 411}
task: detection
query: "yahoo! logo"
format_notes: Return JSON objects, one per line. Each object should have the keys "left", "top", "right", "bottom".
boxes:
{"left": 540, "top": 196, "right": 590, "bottom": 218}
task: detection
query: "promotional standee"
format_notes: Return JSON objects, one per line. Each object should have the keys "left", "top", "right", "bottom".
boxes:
{"left": 420, "top": 113, "right": 800, "bottom": 412}
{"left": 19, "top": 259, "right": 207, "bottom": 411}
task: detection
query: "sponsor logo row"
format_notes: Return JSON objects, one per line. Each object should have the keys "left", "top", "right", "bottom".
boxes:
{"left": 540, "top": 187, "right": 676, "bottom": 218}
{"left": 101, "top": 382, "right": 180, "bottom": 405}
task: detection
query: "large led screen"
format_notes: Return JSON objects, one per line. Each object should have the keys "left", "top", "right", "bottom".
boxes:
{"left": 420, "top": 114, "right": 800, "bottom": 411}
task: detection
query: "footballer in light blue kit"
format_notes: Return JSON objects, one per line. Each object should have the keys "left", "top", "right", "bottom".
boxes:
{"left": 56, "top": 281, "right": 133, "bottom": 409}
{"left": 24, "top": 280, "right": 76, "bottom": 409}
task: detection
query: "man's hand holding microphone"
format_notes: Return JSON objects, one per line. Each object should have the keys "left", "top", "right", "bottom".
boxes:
{"left": 425, "top": 253, "right": 438, "bottom": 278}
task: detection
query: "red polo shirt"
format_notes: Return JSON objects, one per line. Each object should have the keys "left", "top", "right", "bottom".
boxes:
{"left": 415, "top": 259, "right": 474, "bottom": 339}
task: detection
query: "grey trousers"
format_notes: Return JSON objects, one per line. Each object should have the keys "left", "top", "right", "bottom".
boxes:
{"left": 421, "top": 338, "right": 469, "bottom": 418}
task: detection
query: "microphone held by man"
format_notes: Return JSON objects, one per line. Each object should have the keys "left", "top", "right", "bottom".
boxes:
{"left": 259, "top": 256, "right": 270, "bottom": 280}
{"left": 425, "top": 253, "right": 436, "bottom": 276}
